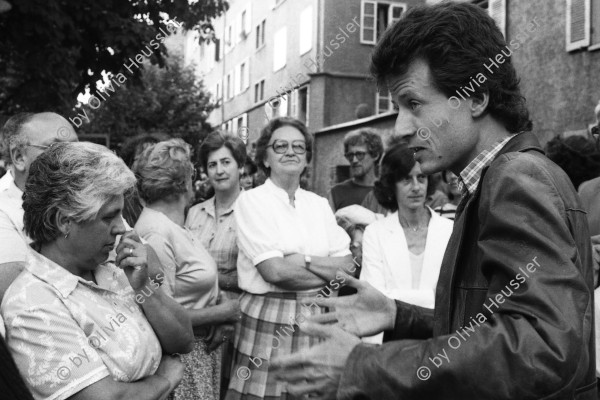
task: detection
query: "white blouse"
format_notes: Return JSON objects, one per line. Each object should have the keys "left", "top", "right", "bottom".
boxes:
{"left": 235, "top": 179, "right": 351, "bottom": 294}
{"left": 361, "top": 209, "right": 453, "bottom": 344}
{"left": 361, "top": 208, "right": 453, "bottom": 307}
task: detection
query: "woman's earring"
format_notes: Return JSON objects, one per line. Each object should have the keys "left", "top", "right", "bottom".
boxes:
{"left": 64, "top": 232, "right": 69, "bottom": 239}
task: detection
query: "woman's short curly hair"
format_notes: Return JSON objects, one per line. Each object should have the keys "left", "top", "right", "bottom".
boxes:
{"left": 255, "top": 117, "right": 313, "bottom": 176}
{"left": 23, "top": 142, "right": 136, "bottom": 245}
{"left": 134, "top": 138, "right": 194, "bottom": 204}
{"left": 199, "top": 131, "right": 247, "bottom": 172}
{"left": 373, "top": 144, "right": 435, "bottom": 211}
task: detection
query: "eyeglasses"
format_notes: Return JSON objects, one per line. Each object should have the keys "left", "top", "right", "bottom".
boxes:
{"left": 344, "top": 151, "right": 367, "bottom": 162}
{"left": 268, "top": 140, "right": 307, "bottom": 154}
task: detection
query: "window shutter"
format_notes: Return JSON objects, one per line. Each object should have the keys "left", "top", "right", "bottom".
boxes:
{"left": 361, "top": 1, "right": 377, "bottom": 44}
{"left": 245, "top": 6, "right": 252, "bottom": 35}
{"left": 234, "top": 65, "right": 241, "bottom": 96}
{"left": 299, "top": 6, "right": 313, "bottom": 55}
{"left": 243, "top": 59, "right": 250, "bottom": 90}
{"left": 566, "top": 0, "right": 591, "bottom": 51}
{"left": 488, "top": 0, "right": 506, "bottom": 38}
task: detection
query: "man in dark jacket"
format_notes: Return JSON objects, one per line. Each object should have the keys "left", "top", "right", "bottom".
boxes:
{"left": 272, "top": 3, "right": 596, "bottom": 399}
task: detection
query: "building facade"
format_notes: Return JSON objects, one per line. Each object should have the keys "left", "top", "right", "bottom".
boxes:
{"left": 185, "top": 0, "right": 423, "bottom": 145}
{"left": 186, "top": 0, "right": 600, "bottom": 196}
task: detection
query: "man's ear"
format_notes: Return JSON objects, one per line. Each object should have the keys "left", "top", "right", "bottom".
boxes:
{"left": 470, "top": 91, "right": 490, "bottom": 118}
{"left": 10, "top": 146, "right": 27, "bottom": 172}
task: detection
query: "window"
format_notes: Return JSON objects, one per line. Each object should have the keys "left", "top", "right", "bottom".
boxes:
{"left": 225, "top": 72, "right": 233, "bottom": 100}
{"left": 214, "top": 38, "right": 221, "bottom": 61}
{"left": 375, "top": 91, "right": 393, "bottom": 114}
{"left": 265, "top": 95, "right": 288, "bottom": 119}
{"left": 215, "top": 82, "right": 221, "bottom": 101}
{"left": 254, "top": 79, "right": 265, "bottom": 103}
{"left": 593, "top": 0, "right": 600, "bottom": 48}
{"left": 238, "top": 59, "right": 250, "bottom": 93}
{"left": 273, "top": 27, "right": 287, "bottom": 71}
{"left": 222, "top": 120, "right": 233, "bottom": 133}
{"left": 299, "top": 7, "right": 313, "bottom": 55}
{"left": 226, "top": 24, "right": 234, "bottom": 52}
{"left": 239, "top": 6, "right": 251, "bottom": 41}
{"left": 256, "top": 19, "right": 266, "bottom": 49}
{"left": 488, "top": 0, "right": 506, "bottom": 38}
{"left": 291, "top": 86, "right": 309, "bottom": 124}
{"left": 566, "top": 0, "right": 600, "bottom": 51}
{"left": 234, "top": 114, "right": 248, "bottom": 134}
{"left": 360, "top": 1, "right": 406, "bottom": 45}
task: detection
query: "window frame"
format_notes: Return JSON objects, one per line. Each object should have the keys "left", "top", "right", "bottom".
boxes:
{"left": 256, "top": 19, "right": 266, "bottom": 50}
{"left": 375, "top": 90, "right": 393, "bottom": 115}
{"left": 360, "top": 0, "right": 407, "bottom": 45}
{"left": 566, "top": 0, "right": 591, "bottom": 51}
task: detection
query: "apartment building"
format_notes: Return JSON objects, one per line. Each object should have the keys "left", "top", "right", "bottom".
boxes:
{"left": 184, "top": 0, "right": 424, "bottom": 146}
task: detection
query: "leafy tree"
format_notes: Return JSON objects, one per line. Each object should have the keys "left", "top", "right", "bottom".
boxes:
{"left": 0, "top": 0, "right": 226, "bottom": 115}
{"left": 77, "top": 55, "right": 215, "bottom": 155}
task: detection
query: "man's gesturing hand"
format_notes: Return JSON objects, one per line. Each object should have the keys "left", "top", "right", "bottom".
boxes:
{"left": 308, "top": 270, "right": 397, "bottom": 337}
{"left": 271, "top": 322, "right": 361, "bottom": 400}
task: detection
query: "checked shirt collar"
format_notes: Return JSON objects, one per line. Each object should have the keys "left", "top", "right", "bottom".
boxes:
{"left": 457, "top": 134, "right": 519, "bottom": 196}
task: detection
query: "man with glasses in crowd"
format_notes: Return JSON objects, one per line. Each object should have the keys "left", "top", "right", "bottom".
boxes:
{"left": 0, "top": 112, "right": 78, "bottom": 306}
{"left": 327, "top": 128, "right": 383, "bottom": 212}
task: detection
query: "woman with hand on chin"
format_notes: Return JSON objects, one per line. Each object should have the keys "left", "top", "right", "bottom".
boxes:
{"left": 360, "top": 144, "right": 453, "bottom": 343}
{"left": 134, "top": 139, "right": 241, "bottom": 400}
{"left": 2, "top": 142, "right": 193, "bottom": 400}
{"left": 226, "top": 117, "right": 354, "bottom": 400}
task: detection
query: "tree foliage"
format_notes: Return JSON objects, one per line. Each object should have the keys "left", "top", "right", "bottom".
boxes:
{"left": 0, "top": 0, "right": 227, "bottom": 115}
{"left": 77, "top": 55, "right": 216, "bottom": 153}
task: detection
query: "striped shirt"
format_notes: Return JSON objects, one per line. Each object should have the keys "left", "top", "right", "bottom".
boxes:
{"left": 185, "top": 196, "right": 239, "bottom": 279}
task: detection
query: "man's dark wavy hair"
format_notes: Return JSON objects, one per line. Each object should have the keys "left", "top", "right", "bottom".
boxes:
{"left": 371, "top": 2, "right": 532, "bottom": 133}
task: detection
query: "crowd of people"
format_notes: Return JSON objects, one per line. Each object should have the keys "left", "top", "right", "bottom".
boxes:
{"left": 1, "top": 2, "right": 600, "bottom": 400}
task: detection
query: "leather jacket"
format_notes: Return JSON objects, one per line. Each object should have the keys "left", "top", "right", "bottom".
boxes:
{"left": 339, "top": 132, "right": 597, "bottom": 399}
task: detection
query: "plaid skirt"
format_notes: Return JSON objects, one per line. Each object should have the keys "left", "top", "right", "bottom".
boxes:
{"left": 225, "top": 289, "right": 329, "bottom": 400}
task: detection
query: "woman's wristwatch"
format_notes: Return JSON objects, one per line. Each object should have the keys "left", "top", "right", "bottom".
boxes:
{"left": 304, "top": 254, "right": 312, "bottom": 271}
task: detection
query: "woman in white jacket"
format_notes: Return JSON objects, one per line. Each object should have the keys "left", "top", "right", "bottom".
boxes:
{"left": 361, "top": 144, "right": 454, "bottom": 343}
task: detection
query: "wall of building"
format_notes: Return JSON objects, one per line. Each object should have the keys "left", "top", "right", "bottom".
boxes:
{"left": 507, "top": 1, "right": 600, "bottom": 143}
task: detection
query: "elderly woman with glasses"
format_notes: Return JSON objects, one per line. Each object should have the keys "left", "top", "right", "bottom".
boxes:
{"left": 226, "top": 117, "right": 355, "bottom": 400}
{"left": 134, "top": 139, "right": 241, "bottom": 400}
{"left": 1, "top": 142, "right": 193, "bottom": 400}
